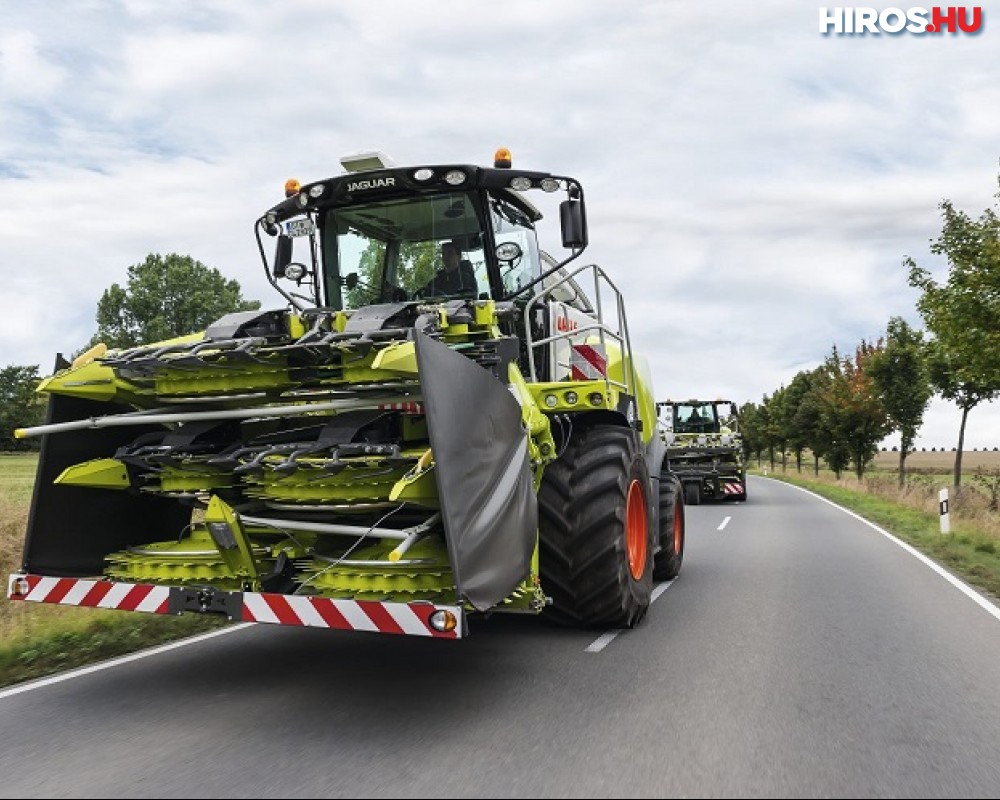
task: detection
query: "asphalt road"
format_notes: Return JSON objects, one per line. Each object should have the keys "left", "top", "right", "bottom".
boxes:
{"left": 4, "top": 476, "right": 1000, "bottom": 798}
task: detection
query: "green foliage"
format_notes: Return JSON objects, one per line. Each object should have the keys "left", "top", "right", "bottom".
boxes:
{"left": 816, "top": 343, "right": 890, "bottom": 479}
{"left": 738, "top": 401, "right": 763, "bottom": 462}
{"left": 972, "top": 466, "right": 1000, "bottom": 512}
{"left": 0, "top": 612, "right": 228, "bottom": 688}
{"left": 0, "top": 366, "right": 45, "bottom": 451}
{"left": 907, "top": 177, "right": 1000, "bottom": 485}
{"left": 783, "top": 371, "right": 817, "bottom": 471}
{"left": 344, "top": 240, "right": 438, "bottom": 307}
{"left": 791, "top": 367, "right": 828, "bottom": 474}
{"left": 868, "top": 317, "right": 932, "bottom": 484}
{"left": 93, "top": 253, "right": 261, "bottom": 349}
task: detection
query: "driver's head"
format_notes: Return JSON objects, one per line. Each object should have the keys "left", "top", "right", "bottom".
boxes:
{"left": 441, "top": 241, "right": 461, "bottom": 269}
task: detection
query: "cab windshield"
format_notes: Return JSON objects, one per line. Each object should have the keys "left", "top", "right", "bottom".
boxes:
{"left": 673, "top": 403, "right": 720, "bottom": 434}
{"left": 320, "top": 192, "right": 488, "bottom": 308}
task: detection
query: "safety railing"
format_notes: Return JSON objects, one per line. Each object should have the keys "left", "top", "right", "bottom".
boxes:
{"left": 523, "top": 263, "right": 639, "bottom": 404}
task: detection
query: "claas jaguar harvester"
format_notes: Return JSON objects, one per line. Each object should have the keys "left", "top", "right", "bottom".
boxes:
{"left": 658, "top": 399, "right": 747, "bottom": 505}
{"left": 9, "top": 149, "right": 685, "bottom": 639}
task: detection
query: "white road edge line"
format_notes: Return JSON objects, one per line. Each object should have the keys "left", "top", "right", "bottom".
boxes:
{"left": 718, "top": 516, "right": 731, "bottom": 531}
{"left": 778, "top": 479, "right": 1000, "bottom": 622}
{"left": 585, "top": 578, "right": 677, "bottom": 653}
{"left": 0, "top": 623, "right": 254, "bottom": 701}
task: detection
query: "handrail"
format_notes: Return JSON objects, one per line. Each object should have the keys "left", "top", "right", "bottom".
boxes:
{"left": 523, "top": 263, "right": 639, "bottom": 412}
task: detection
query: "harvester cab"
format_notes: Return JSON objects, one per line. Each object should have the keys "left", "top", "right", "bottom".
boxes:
{"left": 10, "top": 149, "right": 686, "bottom": 640}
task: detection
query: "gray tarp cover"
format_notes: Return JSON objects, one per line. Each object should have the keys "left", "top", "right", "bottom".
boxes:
{"left": 414, "top": 333, "right": 536, "bottom": 611}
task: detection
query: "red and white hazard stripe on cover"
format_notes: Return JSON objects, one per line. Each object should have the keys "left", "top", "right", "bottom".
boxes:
{"left": 7, "top": 574, "right": 464, "bottom": 639}
{"left": 570, "top": 344, "right": 607, "bottom": 381}
{"left": 242, "top": 592, "right": 461, "bottom": 638}
{"left": 377, "top": 401, "right": 424, "bottom": 414}
{"left": 7, "top": 574, "right": 170, "bottom": 614}
{"left": 723, "top": 482, "right": 744, "bottom": 496}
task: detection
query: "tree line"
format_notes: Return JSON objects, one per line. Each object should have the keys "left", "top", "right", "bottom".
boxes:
{"left": 740, "top": 168, "right": 1000, "bottom": 489}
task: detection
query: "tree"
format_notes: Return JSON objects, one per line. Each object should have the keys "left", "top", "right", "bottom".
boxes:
{"left": 906, "top": 178, "right": 1000, "bottom": 488}
{"left": 345, "top": 240, "right": 438, "bottom": 307}
{"left": 93, "top": 253, "right": 261, "bottom": 349}
{"left": 758, "top": 393, "right": 778, "bottom": 471}
{"left": 0, "top": 365, "right": 45, "bottom": 451}
{"left": 810, "top": 348, "right": 851, "bottom": 478}
{"left": 795, "top": 366, "right": 832, "bottom": 476}
{"left": 768, "top": 385, "right": 791, "bottom": 472}
{"left": 867, "top": 317, "right": 932, "bottom": 487}
{"left": 738, "top": 401, "right": 764, "bottom": 465}
{"left": 814, "top": 343, "right": 890, "bottom": 479}
{"left": 783, "top": 371, "right": 815, "bottom": 473}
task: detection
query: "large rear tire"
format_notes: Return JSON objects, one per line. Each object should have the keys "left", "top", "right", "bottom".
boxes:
{"left": 653, "top": 473, "right": 685, "bottom": 580}
{"left": 538, "top": 425, "right": 654, "bottom": 628}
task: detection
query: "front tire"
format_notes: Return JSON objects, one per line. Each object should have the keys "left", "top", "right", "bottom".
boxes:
{"left": 538, "top": 425, "right": 654, "bottom": 628}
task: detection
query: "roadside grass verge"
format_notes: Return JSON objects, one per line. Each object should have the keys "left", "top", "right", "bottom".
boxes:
{"left": 1, "top": 453, "right": 227, "bottom": 689}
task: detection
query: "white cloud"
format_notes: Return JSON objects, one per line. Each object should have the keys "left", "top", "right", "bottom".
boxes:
{"left": 0, "top": 30, "right": 66, "bottom": 98}
{"left": 2, "top": 1, "right": 1000, "bottom": 449}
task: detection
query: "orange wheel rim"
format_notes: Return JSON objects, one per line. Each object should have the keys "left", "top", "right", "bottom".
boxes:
{"left": 626, "top": 479, "right": 648, "bottom": 580}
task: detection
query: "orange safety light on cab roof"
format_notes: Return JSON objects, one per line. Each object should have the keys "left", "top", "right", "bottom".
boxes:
{"left": 494, "top": 148, "right": 512, "bottom": 169}
{"left": 284, "top": 179, "right": 301, "bottom": 197}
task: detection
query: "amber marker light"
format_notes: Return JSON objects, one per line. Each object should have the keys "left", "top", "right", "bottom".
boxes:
{"left": 494, "top": 148, "right": 512, "bottom": 168}
{"left": 429, "top": 609, "right": 458, "bottom": 633}
{"left": 284, "top": 178, "right": 301, "bottom": 197}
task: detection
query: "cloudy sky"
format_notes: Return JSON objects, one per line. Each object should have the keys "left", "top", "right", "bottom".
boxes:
{"left": 2, "top": 1, "right": 999, "bottom": 449}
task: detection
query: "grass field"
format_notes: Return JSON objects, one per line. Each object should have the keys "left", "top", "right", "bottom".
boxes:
{"left": 0, "top": 453, "right": 40, "bottom": 505}
{"left": 872, "top": 449, "right": 1000, "bottom": 472}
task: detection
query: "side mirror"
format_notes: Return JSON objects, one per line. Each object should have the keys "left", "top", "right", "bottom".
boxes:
{"left": 559, "top": 199, "right": 588, "bottom": 249}
{"left": 273, "top": 235, "right": 293, "bottom": 278}
{"left": 344, "top": 272, "right": 359, "bottom": 290}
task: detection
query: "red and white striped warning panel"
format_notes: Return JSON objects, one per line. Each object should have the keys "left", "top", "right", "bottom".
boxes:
{"left": 377, "top": 401, "right": 424, "bottom": 414}
{"left": 570, "top": 344, "right": 607, "bottom": 381}
{"left": 7, "top": 573, "right": 465, "bottom": 639}
{"left": 723, "top": 482, "right": 744, "bottom": 496}
{"left": 7, "top": 574, "right": 170, "bottom": 614}
{"left": 242, "top": 592, "right": 462, "bottom": 638}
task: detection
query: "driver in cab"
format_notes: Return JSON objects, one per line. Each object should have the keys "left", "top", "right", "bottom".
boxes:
{"left": 416, "top": 241, "right": 476, "bottom": 298}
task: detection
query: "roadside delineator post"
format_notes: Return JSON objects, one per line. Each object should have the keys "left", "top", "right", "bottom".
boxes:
{"left": 939, "top": 488, "right": 950, "bottom": 534}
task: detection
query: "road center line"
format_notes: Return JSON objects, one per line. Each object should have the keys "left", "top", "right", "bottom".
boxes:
{"left": 717, "top": 516, "right": 731, "bottom": 531}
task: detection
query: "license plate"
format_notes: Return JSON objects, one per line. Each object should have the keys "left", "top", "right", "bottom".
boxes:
{"left": 285, "top": 218, "right": 315, "bottom": 237}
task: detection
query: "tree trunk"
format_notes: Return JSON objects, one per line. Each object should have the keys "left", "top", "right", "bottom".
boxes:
{"left": 954, "top": 405, "right": 970, "bottom": 488}
{"left": 813, "top": 454, "right": 819, "bottom": 475}
{"left": 898, "top": 448, "right": 907, "bottom": 489}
